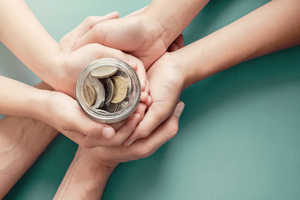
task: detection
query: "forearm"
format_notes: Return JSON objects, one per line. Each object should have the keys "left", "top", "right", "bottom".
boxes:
{"left": 0, "top": 75, "right": 50, "bottom": 120}
{"left": 0, "top": 0, "right": 61, "bottom": 85}
{"left": 142, "top": 0, "right": 209, "bottom": 46}
{"left": 0, "top": 116, "right": 58, "bottom": 198}
{"left": 54, "top": 148, "right": 115, "bottom": 200}
{"left": 176, "top": 0, "right": 300, "bottom": 88}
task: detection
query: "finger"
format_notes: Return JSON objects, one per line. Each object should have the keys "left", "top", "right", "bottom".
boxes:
{"left": 174, "top": 34, "right": 185, "bottom": 49}
{"left": 74, "top": 43, "right": 130, "bottom": 65}
{"left": 63, "top": 130, "right": 106, "bottom": 148}
{"left": 168, "top": 43, "right": 180, "bottom": 52}
{"left": 146, "top": 79, "right": 150, "bottom": 94}
{"left": 123, "top": 101, "right": 176, "bottom": 146}
{"left": 62, "top": 108, "right": 115, "bottom": 140}
{"left": 134, "top": 102, "right": 147, "bottom": 122}
{"left": 60, "top": 12, "right": 119, "bottom": 52}
{"left": 71, "top": 17, "right": 142, "bottom": 52}
{"left": 65, "top": 114, "right": 140, "bottom": 148}
{"left": 126, "top": 54, "right": 146, "bottom": 91}
{"left": 124, "top": 101, "right": 185, "bottom": 159}
{"left": 125, "top": 6, "right": 148, "bottom": 17}
{"left": 167, "top": 35, "right": 185, "bottom": 52}
{"left": 140, "top": 91, "right": 148, "bottom": 102}
{"left": 146, "top": 95, "right": 152, "bottom": 107}
{"left": 82, "top": 103, "right": 146, "bottom": 147}
{"left": 107, "top": 114, "right": 140, "bottom": 146}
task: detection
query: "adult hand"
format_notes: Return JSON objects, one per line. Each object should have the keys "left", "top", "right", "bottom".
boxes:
{"left": 123, "top": 36, "right": 185, "bottom": 146}
{"left": 51, "top": 13, "right": 148, "bottom": 99}
{"left": 53, "top": 101, "right": 184, "bottom": 200}
{"left": 78, "top": 101, "right": 184, "bottom": 168}
{"left": 69, "top": 12, "right": 169, "bottom": 69}
{"left": 39, "top": 88, "right": 148, "bottom": 148}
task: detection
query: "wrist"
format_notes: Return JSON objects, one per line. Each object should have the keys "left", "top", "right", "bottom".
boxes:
{"left": 54, "top": 148, "right": 116, "bottom": 200}
{"left": 77, "top": 148, "right": 118, "bottom": 173}
{"left": 26, "top": 87, "right": 53, "bottom": 122}
{"left": 139, "top": 11, "right": 177, "bottom": 49}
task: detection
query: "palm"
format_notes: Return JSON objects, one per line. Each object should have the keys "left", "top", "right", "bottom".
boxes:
{"left": 147, "top": 53, "right": 184, "bottom": 119}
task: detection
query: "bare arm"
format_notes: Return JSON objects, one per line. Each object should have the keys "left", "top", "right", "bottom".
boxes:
{"left": 124, "top": 0, "right": 300, "bottom": 145}
{"left": 142, "top": 0, "right": 210, "bottom": 47}
{"left": 178, "top": 0, "right": 300, "bottom": 88}
{"left": 0, "top": 0, "right": 61, "bottom": 84}
{"left": 71, "top": 0, "right": 210, "bottom": 68}
{"left": 0, "top": 82, "right": 58, "bottom": 198}
{"left": 53, "top": 102, "right": 184, "bottom": 200}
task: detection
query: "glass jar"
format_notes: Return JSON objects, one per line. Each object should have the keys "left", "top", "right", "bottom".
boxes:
{"left": 76, "top": 58, "right": 141, "bottom": 126}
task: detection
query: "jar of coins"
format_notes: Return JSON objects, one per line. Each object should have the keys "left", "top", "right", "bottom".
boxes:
{"left": 76, "top": 58, "right": 141, "bottom": 126}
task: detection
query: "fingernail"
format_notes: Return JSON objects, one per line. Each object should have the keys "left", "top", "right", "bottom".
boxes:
{"left": 175, "top": 102, "right": 185, "bottom": 118}
{"left": 102, "top": 127, "right": 115, "bottom": 139}
{"left": 126, "top": 139, "right": 136, "bottom": 147}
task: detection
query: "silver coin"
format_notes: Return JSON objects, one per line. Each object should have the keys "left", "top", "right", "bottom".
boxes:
{"left": 95, "top": 108, "right": 109, "bottom": 114}
{"left": 90, "top": 65, "right": 118, "bottom": 79}
{"left": 115, "top": 70, "right": 132, "bottom": 94}
{"left": 100, "top": 77, "right": 114, "bottom": 104}
{"left": 84, "top": 76, "right": 105, "bottom": 109}
{"left": 102, "top": 103, "right": 121, "bottom": 113}
{"left": 120, "top": 97, "right": 129, "bottom": 109}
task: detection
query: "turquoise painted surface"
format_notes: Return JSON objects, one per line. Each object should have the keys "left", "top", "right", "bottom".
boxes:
{"left": 1, "top": 0, "right": 300, "bottom": 199}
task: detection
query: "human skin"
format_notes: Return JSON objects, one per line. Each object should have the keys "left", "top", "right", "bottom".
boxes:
{"left": 122, "top": 0, "right": 300, "bottom": 145}
{"left": 0, "top": 0, "right": 150, "bottom": 146}
{"left": 71, "top": 0, "right": 210, "bottom": 69}
{"left": 0, "top": 0, "right": 149, "bottom": 98}
{"left": 0, "top": 80, "right": 175, "bottom": 199}
{"left": 0, "top": 82, "right": 59, "bottom": 199}
{"left": 53, "top": 101, "right": 184, "bottom": 200}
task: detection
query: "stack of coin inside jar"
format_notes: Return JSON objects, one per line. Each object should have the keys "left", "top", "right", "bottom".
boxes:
{"left": 76, "top": 58, "right": 141, "bottom": 124}
{"left": 84, "top": 65, "right": 131, "bottom": 114}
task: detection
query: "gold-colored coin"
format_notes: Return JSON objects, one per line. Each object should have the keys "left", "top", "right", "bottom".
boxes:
{"left": 111, "top": 76, "right": 127, "bottom": 103}
{"left": 83, "top": 85, "right": 96, "bottom": 106}
{"left": 90, "top": 66, "right": 118, "bottom": 79}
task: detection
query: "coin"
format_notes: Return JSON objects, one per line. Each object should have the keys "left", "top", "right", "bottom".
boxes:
{"left": 115, "top": 70, "right": 132, "bottom": 93}
{"left": 83, "top": 85, "right": 96, "bottom": 106}
{"left": 120, "top": 97, "right": 129, "bottom": 109}
{"left": 111, "top": 76, "right": 127, "bottom": 103}
{"left": 100, "top": 77, "right": 114, "bottom": 104}
{"left": 90, "top": 65, "right": 118, "bottom": 79}
{"left": 95, "top": 108, "right": 109, "bottom": 114}
{"left": 102, "top": 103, "right": 121, "bottom": 113}
{"left": 85, "top": 76, "right": 105, "bottom": 109}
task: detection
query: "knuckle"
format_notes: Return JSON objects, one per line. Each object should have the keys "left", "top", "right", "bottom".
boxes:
{"left": 111, "top": 139, "right": 123, "bottom": 146}
{"left": 136, "top": 145, "right": 153, "bottom": 159}
{"left": 166, "top": 123, "right": 178, "bottom": 139}
{"left": 80, "top": 141, "right": 94, "bottom": 148}
{"left": 84, "top": 126, "right": 94, "bottom": 137}
{"left": 136, "top": 131, "right": 150, "bottom": 139}
{"left": 83, "top": 16, "right": 99, "bottom": 28}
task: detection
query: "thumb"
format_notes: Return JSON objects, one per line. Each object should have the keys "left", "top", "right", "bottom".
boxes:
{"left": 60, "top": 11, "right": 119, "bottom": 52}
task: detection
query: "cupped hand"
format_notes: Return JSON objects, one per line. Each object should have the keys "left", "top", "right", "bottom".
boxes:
{"left": 122, "top": 36, "right": 186, "bottom": 146}
{"left": 50, "top": 12, "right": 149, "bottom": 100}
{"left": 77, "top": 101, "right": 185, "bottom": 169}
{"left": 41, "top": 89, "right": 148, "bottom": 148}
{"left": 70, "top": 12, "right": 168, "bottom": 69}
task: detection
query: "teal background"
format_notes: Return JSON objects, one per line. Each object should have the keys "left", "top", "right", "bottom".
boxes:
{"left": 1, "top": 0, "right": 300, "bottom": 199}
